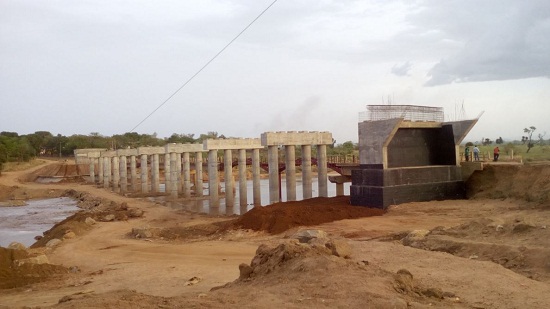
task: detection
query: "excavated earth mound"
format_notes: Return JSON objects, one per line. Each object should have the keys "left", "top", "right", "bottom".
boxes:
{"left": 230, "top": 196, "right": 385, "bottom": 234}
{"left": 52, "top": 239, "right": 460, "bottom": 308}
{"left": 0, "top": 247, "right": 68, "bottom": 289}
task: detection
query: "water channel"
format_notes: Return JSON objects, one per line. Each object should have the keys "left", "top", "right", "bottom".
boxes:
{"left": 163, "top": 178, "right": 351, "bottom": 216}
{"left": 0, "top": 197, "right": 80, "bottom": 247}
{"left": 0, "top": 178, "right": 351, "bottom": 247}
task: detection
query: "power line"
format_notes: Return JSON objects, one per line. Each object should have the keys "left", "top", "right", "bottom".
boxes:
{"left": 130, "top": 0, "right": 279, "bottom": 132}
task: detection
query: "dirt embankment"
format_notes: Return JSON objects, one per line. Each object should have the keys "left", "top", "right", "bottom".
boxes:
{"left": 1, "top": 161, "right": 550, "bottom": 308}
{"left": 467, "top": 164, "right": 550, "bottom": 203}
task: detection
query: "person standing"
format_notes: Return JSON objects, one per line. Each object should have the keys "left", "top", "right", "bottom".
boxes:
{"left": 473, "top": 145, "right": 480, "bottom": 161}
{"left": 465, "top": 146, "right": 470, "bottom": 162}
{"left": 493, "top": 146, "right": 500, "bottom": 162}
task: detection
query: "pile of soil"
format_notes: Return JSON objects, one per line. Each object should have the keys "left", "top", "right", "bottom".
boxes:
{"left": 52, "top": 240, "right": 457, "bottom": 309}
{"left": 230, "top": 196, "right": 385, "bottom": 234}
{"left": 0, "top": 247, "right": 68, "bottom": 289}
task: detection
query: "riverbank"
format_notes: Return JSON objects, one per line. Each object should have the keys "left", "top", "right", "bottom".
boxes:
{"left": 1, "top": 159, "right": 550, "bottom": 308}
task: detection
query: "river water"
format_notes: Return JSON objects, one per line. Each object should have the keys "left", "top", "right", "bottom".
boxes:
{"left": 164, "top": 178, "right": 351, "bottom": 216}
{"left": 0, "top": 178, "right": 350, "bottom": 247}
{"left": 0, "top": 197, "right": 80, "bottom": 247}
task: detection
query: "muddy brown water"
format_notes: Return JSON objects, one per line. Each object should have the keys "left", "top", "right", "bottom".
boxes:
{"left": 0, "top": 197, "right": 80, "bottom": 247}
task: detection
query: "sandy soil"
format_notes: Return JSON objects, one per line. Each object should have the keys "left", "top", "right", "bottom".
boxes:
{"left": 0, "top": 159, "right": 549, "bottom": 308}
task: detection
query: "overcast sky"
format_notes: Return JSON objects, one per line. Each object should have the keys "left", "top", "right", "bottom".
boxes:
{"left": 1, "top": 0, "right": 549, "bottom": 144}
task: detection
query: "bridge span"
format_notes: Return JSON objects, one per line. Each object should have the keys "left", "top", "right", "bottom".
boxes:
{"left": 75, "top": 131, "right": 356, "bottom": 208}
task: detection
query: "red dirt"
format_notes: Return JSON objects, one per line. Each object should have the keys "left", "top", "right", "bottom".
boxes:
{"left": 231, "top": 196, "right": 385, "bottom": 234}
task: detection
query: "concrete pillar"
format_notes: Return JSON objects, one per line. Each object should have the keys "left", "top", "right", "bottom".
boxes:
{"left": 164, "top": 153, "right": 171, "bottom": 194}
{"left": 238, "top": 149, "right": 247, "bottom": 207}
{"left": 120, "top": 156, "right": 128, "bottom": 193}
{"left": 182, "top": 152, "right": 191, "bottom": 197}
{"left": 317, "top": 144, "right": 328, "bottom": 197}
{"left": 98, "top": 157, "right": 104, "bottom": 185}
{"left": 103, "top": 157, "right": 110, "bottom": 189}
{"left": 176, "top": 153, "right": 182, "bottom": 192}
{"left": 285, "top": 145, "right": 296, "bottom": 201}
{"left": 252, "top": 148, "right": 261, "bottom": 206}
{"left": 195, "top": 152, "right": 203, "bottom": 196}
{"left": 208, "top": 150, "right": 219, "bottom": 206}
{"left": 89, "top": 159, "right": 95, "bottom": 183}
{"left": 107, "top": 157, "right": 112, "bottom": 186}
{"left": 112, "top": 156, "right": 120, "bottom": 192}
{"left": 268, "top": 145, "right": 280, "bottom": 203}
{"left": 302, "top": 144, "right": 312, "bottom": 199}
{"left": 130, "top": 155, "right": 137, "bottom": 191}
{"left": 141, "top": 154, "right": 148, "bottom": 193}
{"left": 224, "top": 150, "right": 234, "bottom": 207}
{"left": 170, "top": 152, "right": 178, "bottom": 198}
{"left": 152, "top": 153, "right": 160, "bottom": 192}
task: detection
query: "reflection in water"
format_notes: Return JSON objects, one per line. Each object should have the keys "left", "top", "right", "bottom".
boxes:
{"left": 163, "top": 177, "right": 351, "bottom": 216}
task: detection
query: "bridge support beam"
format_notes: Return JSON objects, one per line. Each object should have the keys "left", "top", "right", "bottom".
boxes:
{"left": 170, "top": 152, "right": 178, "bottom": 198}
{"left": 98, "top": 156, "right": 104, "bottom": 186}
{"left": 317, "top": 144, "right": 328, "bottom": 197}
{"left": 302, "top": 145, "right": 312, "bottom": 199}
{"left": 195, "top": 152, "right": 203, "bottom": 196}
{"left": 140, "top": 154, "right": 148, "bottom": 193}
{"left": 285, "top": 145, "right": 296, "bottom": 201}
{"left": 182, "top": 152, "right": 191, "bottom": 197}
{"left": 89, "top": 159, "right": 95, "bottom": 183}
{"left": 208, "top": 150, "right": 219, "bottom": 207}
{"left": 252, "top": 148, "right": 261, "bottom": 206}
{"left": 152, "top": 154, "right": 160, "bottom": 192}
{"left": 224, "top": 149, "right": 234, "bottom": 207}
{"left": 267, "top": 145, "right": 280, "bottom": 204}
{"left": 164, "top": 153, "right": 171, "bottom": 195}
{"left": 238, "top": 149, "right": 247, "bottom": 208}
{"left": 204, "top": 138, "right": 263, "bottom": 211}
{"left": 130, "top": 155, "right": 137, "bottom": 191}
{"left": 262, "top": 131, "right": 333, "bottom": 201}
{"left": 120, "top": 155, "right": 127, "bottom": 193}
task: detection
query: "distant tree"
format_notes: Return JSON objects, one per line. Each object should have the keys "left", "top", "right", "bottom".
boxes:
{"left": 523, "top": 126, "right": 536, "bottom": 153}
{"left": 495, "top": 137, "right": 503, "bottom": 144}
{"left": 482, "top": 138, "right": 492, "bottom": 146}
{"left": 197, "top": 131, "right": 219, "bottom": 142}
{"left": 465, "top": 142, "right": 474, "bottom": 147}
{"left": 166, "top": 133, "right": 196, "bottom": 144}
{"left": 0, "top": 131, "right": 19, "bottom": 138}
{"left": 327, "top": 141, "right": 357, "bottom": 156}
{"left": 521, "top": 136, "right": 529, "bottom": 144}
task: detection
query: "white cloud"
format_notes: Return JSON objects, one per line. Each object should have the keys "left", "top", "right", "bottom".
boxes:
{"left": 399, "top": 0, "right": 550, "bottom": 86}
{"left": 391, "top": 61, "right": 412, "bottom": 76}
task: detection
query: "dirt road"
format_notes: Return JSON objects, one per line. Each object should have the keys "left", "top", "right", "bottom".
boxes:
{"left": 1, "top": 160, "right": 549, "bottom": 308}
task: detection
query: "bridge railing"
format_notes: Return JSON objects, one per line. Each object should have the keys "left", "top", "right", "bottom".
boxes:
{"left": 327, "top": 155, "right": 358, "bottom": 164}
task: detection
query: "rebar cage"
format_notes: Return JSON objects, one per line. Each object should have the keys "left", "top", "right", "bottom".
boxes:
{"left": 358, "top": 105, "right": 444, "bottom": 122}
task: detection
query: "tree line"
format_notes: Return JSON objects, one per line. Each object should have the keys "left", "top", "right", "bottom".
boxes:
{"left": 0, "top": 131, "right": 358, "bottom": 170}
